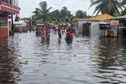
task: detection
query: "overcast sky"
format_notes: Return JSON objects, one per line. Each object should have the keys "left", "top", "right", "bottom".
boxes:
{"left": 19, "top": 0, "right": 95, "bottom": 18}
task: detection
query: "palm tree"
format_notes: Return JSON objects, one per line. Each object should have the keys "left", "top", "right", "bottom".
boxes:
{"left": 60, "top": 7, "right": 72, "bottom": 22}
{"left": 32, "top": 1, "right": 52, "bottom": 22}
{"left": 120, "top": 0, "right": 126, "bottom": 15}
{"left": 121, "top": 0, "right": 126, "bottom": 5}
{"left": 32, "top": 8, "right": 41, "bottom": 20}
{"left": 121, "top": 8, "right": 126, "bottom": 15}
{"left": 50, "top": 9, "right": 61, "bottom": 22}
{"left": 90, "top": 0, "right": 124, "bottom": 16}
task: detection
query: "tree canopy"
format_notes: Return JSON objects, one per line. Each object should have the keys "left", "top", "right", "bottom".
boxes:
{"left": 90, "top": 0, "right": 124, "bottom": 16}
{"left": 32, "top": 1, "right": 52, "bottom": 22}
{"left": 75, "top": 10, "right": 87, "bottom": 18}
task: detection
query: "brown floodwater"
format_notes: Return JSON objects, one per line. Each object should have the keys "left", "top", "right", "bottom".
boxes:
{"left": 0, "top": 32, "right": 126, "bottom": 84}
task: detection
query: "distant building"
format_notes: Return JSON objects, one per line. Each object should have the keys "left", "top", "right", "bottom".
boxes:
{"left": 74, "top": 14, "right": 115, "bottom": 38}
{"left": 0, "top": 0, "right": 20, "bottom": 39}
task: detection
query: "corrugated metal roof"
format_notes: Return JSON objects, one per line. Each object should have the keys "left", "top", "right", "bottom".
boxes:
{"left": 89, "top": 14, "right": 114, "bottom": 21}
{"left": 76, "top": 14, "right": 115, "bottom": 21}
{"left": 115, "top": 15, "right": 126, "bottom": 19}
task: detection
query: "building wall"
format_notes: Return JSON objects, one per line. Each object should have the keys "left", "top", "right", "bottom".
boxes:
{"left": 75, "top": 20, "right": 90, "bottom": 34}
{"left": 90, "top": 22, "right": 100, "bottom": 39}
{"left": 0, "top": 0, "right": 20, "bottom": 39}
{"left": 0, "top": 26, "right": 9, "bottom": 38}
{"left": 0, "top": 15, "right": 9, "bottom": 39}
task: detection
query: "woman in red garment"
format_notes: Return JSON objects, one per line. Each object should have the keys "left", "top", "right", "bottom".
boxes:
{"left": 65, "top": 26, "right": 73, "bottom": 43}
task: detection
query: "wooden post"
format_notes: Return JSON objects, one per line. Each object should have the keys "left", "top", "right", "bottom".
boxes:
{"left": 11, "top": 14, "right": 14, "bottom": 35}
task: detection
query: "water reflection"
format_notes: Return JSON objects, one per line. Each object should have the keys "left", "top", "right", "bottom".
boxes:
{"left": 0, "top": 38, "right": 21, "bottom": 84}
{"left": 58, "top": 39, "right": 61, "bottom": 45}
{"left": 46, "top": 38, "right": 50, "bottom": 46}
{"left": 92, "top": 37, "right": 126, "bottom": 83}
{"left": 98, "top": 38, "right": 118, "bottom": 68}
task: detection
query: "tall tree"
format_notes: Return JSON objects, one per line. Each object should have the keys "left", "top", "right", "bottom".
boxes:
{"left": 32, "top": 1, "right": 52, "bottom": 22}
{"left": 75, "top": 10, "right": 87, "bottom": 18}
{"left": 121, "top": 0, "right": 126, "bottom": 5}
{"left": 90, "top": 0, "right": 124, "bottom": 16}
{"left": 120, "top": 0, "right": 126, "bottom": 15}
{"left": 60, "top": 7, "right": 72, "bottom": 22}
{"left": 50, "top": 9, "right": 61, "bottom": 22}
{"left": 32, "top": 8, "right": 41, "bottom": 20}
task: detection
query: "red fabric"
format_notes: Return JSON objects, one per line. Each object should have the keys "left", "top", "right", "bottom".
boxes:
{"left": 67, "top": 32, "right": 73, "bottom": 38}
{"left": 41, "top": 29, "right": 46, "bottom": 40}
{"left": 66, "top": 28, "right": 73, "bottom": 38}
{"left": 18, "top": 25, "right": 22, "bottom": 33}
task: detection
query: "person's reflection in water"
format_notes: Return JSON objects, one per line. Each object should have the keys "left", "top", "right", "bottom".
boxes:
{"left": 46, "top": 38, "right": 50, "bottom": 47}
{"left": 41, "top": 40, "right": 45, "bottom": 46}
{"left": 0, "top": 39, "right": 21, "bottom": 84}
{"left": 41, "top": 38, "right": 50, "bottom": 47}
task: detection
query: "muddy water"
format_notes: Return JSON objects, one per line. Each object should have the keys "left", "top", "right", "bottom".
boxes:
{"left": 0, "top": 32, "right": 126, "bottom": 84}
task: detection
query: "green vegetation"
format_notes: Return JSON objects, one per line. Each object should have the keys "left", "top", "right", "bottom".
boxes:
{"left": 29, "top": 0, "right": 126, "bottom": 24}
{"left": 31, "top": 1, "right": 89, "bottom": 24}
{"left": 75, "top": 10, "right": 87, "bottom": 18}
{"left": 90, "top": 0, "right": 126, "bottom": 16}
{"left": 32, "top": 1, "right": 52, "bottom": 22}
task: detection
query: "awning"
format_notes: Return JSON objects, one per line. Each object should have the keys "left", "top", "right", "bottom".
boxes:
{"left": 0, "top": 1, "right": 20, "bottom": 14}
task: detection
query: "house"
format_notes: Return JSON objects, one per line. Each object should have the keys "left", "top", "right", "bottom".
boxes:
{"left": 74, "top": 14, "right": 115, "bottom": 38}
{"left": 0, "top": 0, "right": 20, "bottom": 39}
{"left": 114, "top": 15, "right": 126, "bottom": 37}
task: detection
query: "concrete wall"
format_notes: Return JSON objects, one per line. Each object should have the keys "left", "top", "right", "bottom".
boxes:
{"left": 75, "top": 20, "right": 90, "bottom": 34}
{"left": 75, "top": 20, "right": 118, "bottom": 38}
{"left": 90, "top": 22, "right": 100, "bottom": 38}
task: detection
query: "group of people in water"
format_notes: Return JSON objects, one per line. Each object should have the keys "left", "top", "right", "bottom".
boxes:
{"left": 36, "top": 24, "right": 74, "bottom": 44}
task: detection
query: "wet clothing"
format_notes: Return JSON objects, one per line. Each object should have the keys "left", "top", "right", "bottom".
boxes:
{"left": 67, "top": 31, "right": 73, "bottom": 38}
{"left": 65, "top": 28, "right": 73, "bottom": 44}
{"left": 41, "top": 29, "right": 46, "bottom": 41}
{"left": 46, "top": 28, "right": 51, "bottom": 39}
{"left": 66, "top": 28, "right": 73, "bottom": 38}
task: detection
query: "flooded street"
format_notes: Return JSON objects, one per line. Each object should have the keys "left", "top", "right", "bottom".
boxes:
{"left": 1, "top": 32, "right": 126, "bottom": 84}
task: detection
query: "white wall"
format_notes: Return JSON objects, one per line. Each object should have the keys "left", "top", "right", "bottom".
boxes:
{"left": 75, "top": 20, "right": 90, "bottom": 34}
{"left": 90, "top": 22, "right": 100, "bottom": 38}
{"left": 75, "top": 20, "right": 118, "bottom": 38}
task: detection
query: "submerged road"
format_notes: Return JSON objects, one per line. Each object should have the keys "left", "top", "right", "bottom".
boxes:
{"left": 0, "top": 32, "right": 126, "bottom": 84}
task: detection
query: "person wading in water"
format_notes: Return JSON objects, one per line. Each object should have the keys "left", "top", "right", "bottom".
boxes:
{"left": 57, "top": 25, "right": 62, "bottom": 44}
{"left": 65, "top": 26, "right": 73, "bottom": 44}
{"left": 41, "top": 26, "right": 47, "bottom": 45}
